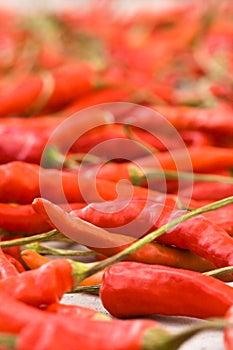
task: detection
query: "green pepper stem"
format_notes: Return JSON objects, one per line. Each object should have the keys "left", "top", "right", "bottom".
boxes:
{"left": 149, "top": 319, "right": 233, "bottom": 350}
{"left": 0, "top": 333, "right": 17, "bottom": 349}
{"left": 71, "top": 284, "right": 101, "bottom": 295}
{"left": 79, "top": 196, "right": 233, "bottom": 282}
{"left": 204, "top": 265, "right": 233, "bottom": 278}
{"left": 25, "top": 242, "right": 97, "bottom": 257}
{"left": 0, "top": 229, "right": 71, "bottom": 248}
{"left": 130, "top": 166, "right": 233, "bottom": 186}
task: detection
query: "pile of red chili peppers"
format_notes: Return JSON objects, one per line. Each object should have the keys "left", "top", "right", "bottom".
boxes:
{"left": 0, "top": 1, "right": 233, "bottom": 349}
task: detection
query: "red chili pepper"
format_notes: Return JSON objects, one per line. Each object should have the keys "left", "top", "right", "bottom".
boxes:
{"left": 0, "top": 259, "right": 74, "bottom": 306}
{"left": 3, "top": 253, "right": 25, "bottom": 273}
{"left": 0, "top": 161, "right": 153, "bottom": 204}
{"left": 0, "top": 235, "right": 21, "bottom": 260}
{"left": 179, "top": 182, "right": 233, "bottom": 201}
{"left": 0, "top": 290, "right": 47, "bottom": 333}
{"left": 0, "top": 248, "right": 18, "bottom": 279}
{"left": 45, "top": 302, "right": 109, "bottom": 320}
{"left": 8, "top": 317, "right": 168, "bottom": 350}
{"left": 154, "top": 104, "right": 233, "bottom": 137}
{"left": 95, "top": 146, "right": 233, "bottom": 183}
{"left": 68, "top": 196, "right": 233, "bottom": 269}
{"left": 21, "top": 250, "right": 105, "bottom": 286}
{"left": 0, "top": 63, "right": 95, "bottom": 116}
{"left": 100, "top": 261, "right": 233, "bottom": 319}
{"left": 32, "top": 198, "right": 216, "bottom": 272}
{"left": 0, "top": 202, "right": 86, "bottom": 234}
{"left": 203, "top": 204, "right": 233, "bottom": 236}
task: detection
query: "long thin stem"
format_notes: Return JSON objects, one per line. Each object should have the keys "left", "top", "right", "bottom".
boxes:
{"left": 79, "top": 196, "right": 233, "bottom": 281}
{"left": 25, "top": 242, "right": 97, "bottom": 257}
{"left": 0, "top": 229, "right": 70, "bottom": 248}
{"left": 71, "top": 284, "right": 101, "bottom": 295}
{"left": 155, "top": 319, "right": 233, "bottom": 350}
{"left": 130, "top": 167, "right": 233, "bottom": 186}
{"left": 204, "top": 266, "right": 233, "bottom": 278}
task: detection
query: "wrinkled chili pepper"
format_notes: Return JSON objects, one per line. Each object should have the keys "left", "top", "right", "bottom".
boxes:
{"left": 100, "top": 261, "right": 233, "bottom": 319}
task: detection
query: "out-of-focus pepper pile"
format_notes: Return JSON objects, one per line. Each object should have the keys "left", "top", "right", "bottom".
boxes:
{"left": 0, "top": 1, "right": 233, "bottom": 349}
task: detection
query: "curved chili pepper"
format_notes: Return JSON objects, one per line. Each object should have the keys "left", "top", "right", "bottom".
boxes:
{"left": 100, "top": 261, "right": 233, "bottom": 319}
{"left": 203, "top": 204, "right": 233, "bottom": 235}
{"left": 68, "top": 196, "right": 233, "bottom": 269}
{"left": 32, "top": 198, "right": 216, "bottom": 272}
{"left": 0, "top": 62, "right": 94, "bottom": 116}
{"left": 0, "top": 259, "right": 74, "bottom": 306}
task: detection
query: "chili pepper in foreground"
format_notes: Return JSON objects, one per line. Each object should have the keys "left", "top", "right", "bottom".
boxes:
{"left": 0, "top": 259, "right": 74, "bottom": 306}
{"left": 32, "top": 198, "right": 216, "bottom": 272}
{"left": 100, "top": 261, "right": 233, "bottom": 319}
{"left": 0, "top": 317, "right": 168, "bottom": 350}
{"left": 0, "top": 305, "right": 230, "bottom": 350}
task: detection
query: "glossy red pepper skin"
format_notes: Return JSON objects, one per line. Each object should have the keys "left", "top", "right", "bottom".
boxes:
{"left": 0, "top": 259, "right": 74, "bottom": 306}
{"left": 0, "top": 291, "right": 49, "bottom": 333}
{"left": 16, "top": 317, "right": 163, "bottom": 350}
{"left": 100, "top": 262, "right": 233, "bottom": 319}
{"left": 155, "top": 210, "right": 233, "bottom": 269}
